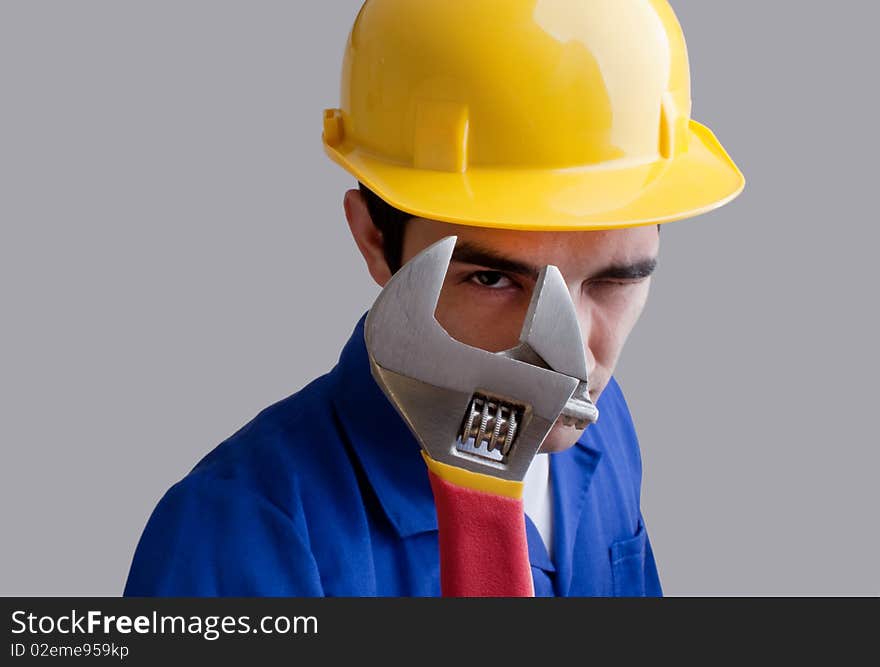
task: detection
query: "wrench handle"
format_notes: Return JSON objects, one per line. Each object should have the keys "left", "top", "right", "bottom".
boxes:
{"left": 423, "top": 452, "right": 534, "bottom": 597}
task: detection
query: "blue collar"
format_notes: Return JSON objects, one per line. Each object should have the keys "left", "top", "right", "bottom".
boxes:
{"left": 330, "top": 314, "right": 438, "bottom": 537}
{"left": 330, "top": 313, "right": 604, "bottom": 590}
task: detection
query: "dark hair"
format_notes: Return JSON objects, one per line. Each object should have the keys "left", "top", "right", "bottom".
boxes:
{"left": 357, "top": 181, "right": 660, "bottom": 274}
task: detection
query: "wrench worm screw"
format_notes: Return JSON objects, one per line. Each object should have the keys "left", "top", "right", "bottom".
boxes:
{"left": 459, "top": 394, "right": 522, "bottom": 456}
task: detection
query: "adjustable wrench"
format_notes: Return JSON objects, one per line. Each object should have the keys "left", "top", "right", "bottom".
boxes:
{"left": 364, "top": 236, "right": 598, "bottom": 483}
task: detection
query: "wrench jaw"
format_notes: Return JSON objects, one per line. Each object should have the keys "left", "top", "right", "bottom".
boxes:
{"left": 500, "top": 264, "right": 600, "bottom": 429}
{"left": 364, "top": 235, "right": 595, "bottom": 483}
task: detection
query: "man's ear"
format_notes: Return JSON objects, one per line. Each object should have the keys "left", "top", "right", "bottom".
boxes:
{"left": 343, "top": 188, "right": 392, "bottom": 287}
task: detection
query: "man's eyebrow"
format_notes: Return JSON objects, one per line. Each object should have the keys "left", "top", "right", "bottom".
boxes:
{"left": 450, "top": 242, "right": 540, "bottom": 279}
{"left": 590, "top": 257, "right": 658, "bottom": 281}
{"left": 451, "top": 241, "right": 658, "bottom": 282}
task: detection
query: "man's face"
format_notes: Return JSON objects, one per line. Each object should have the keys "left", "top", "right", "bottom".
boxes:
{"left": 399, "top": 218, "right": 660, "bottom": 454}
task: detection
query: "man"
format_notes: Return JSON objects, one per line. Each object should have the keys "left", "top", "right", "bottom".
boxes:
{"left": 124, "top": 0, "right": 743, "bottom": 597}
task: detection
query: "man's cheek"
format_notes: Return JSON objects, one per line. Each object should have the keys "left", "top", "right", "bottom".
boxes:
{"left": 436, "top": 290, "right": 523, "bottom": 352}
{"left": 433, "top": 288, "right": 473, "bottom": 343}
{"left": 435, "top": 301, "right": 491, "bottom": 349}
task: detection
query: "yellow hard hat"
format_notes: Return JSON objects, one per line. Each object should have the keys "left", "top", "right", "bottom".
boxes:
{"left": 323, "top": 0, "right": 744, "bottom": 231}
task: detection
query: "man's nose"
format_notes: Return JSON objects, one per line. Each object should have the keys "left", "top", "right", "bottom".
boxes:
{"left": 564, "top": 281, "right": 596, "bottom": 376}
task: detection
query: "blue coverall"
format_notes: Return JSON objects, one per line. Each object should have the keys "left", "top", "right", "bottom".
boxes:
{"left": 124, "top": 314, "right": 663, "bottom": 596}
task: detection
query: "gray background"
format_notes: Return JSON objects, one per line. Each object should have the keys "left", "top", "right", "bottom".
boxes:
{"left": 1, "top": 1, "right": 877, "bottom": 596}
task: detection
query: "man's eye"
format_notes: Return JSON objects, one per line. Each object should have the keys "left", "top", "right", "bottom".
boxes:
{"left": 587, "top": 279, "right": 644, "bottom": 293}
{"left": 469, "top": 271, "right": 514, "bottom": 289}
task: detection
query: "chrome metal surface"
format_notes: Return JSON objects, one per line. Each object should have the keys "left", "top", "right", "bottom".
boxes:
{"left": 364, "top": 236, "right": 599, "bottom": 482}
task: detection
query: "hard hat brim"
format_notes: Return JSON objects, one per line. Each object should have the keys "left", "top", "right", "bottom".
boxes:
{"left": 324, "top": 120, "right": 745, "bottom": 231}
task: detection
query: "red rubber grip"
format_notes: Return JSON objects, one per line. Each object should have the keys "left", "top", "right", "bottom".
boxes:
{"left": 427, "top": 468, "right": 534, "bottom": 597}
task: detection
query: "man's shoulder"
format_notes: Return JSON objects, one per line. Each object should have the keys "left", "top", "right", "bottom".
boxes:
{"left": 124, "top": 367, "right": 358, "bottom": 595}
{"left": 172, "top": 369, "right": 347, "bottom": 509}
{"left": 124, "top": 372, "right": 340, "bottom": 596}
